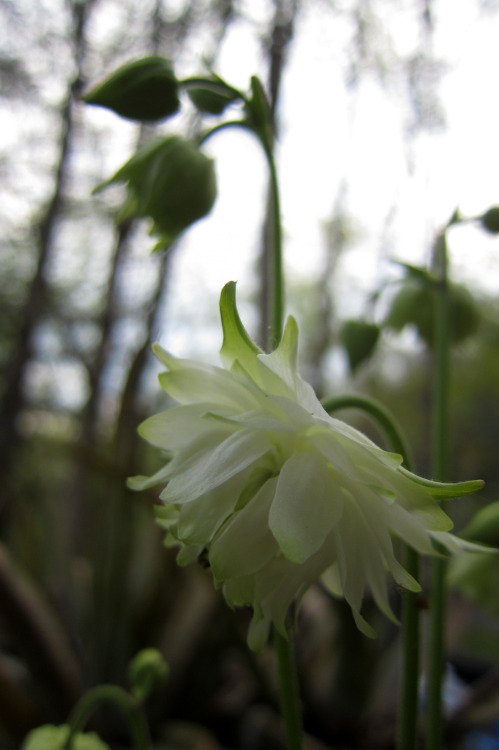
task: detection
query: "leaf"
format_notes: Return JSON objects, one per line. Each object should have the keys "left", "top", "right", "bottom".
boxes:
{"left": 22, "top": 724, "right": 110, "bottom": 750}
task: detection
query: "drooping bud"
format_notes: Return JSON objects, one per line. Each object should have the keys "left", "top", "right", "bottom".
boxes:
{"left": 480, "top": 206, "right": 499, "bottom": 234}
{"left": 339, "top": 319, "right": 380, "bottom": 371}
{"left": 83, "top": 56, "right": 179, "bottom": 122}
{"left": 96, "top": 135, "right": 217, "bottom": 248}
{"left": 186, "top": 82, "right": 240, "bottom": 115}
{"left": 385, "top": 279, "right": 479, "bottom": 346}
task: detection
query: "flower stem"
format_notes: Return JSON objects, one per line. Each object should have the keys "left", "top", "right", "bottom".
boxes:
{"left": 321, "top": 394, "right": 412, "bottom": 464}
{"left": 62, "top": 685, "right": 151, "bottom": 750}
{"left": 425, "top": 231, "right": 450, "bottom": 750}
{"left": 323, "top": 393, "right": 420, "bottom": 750}
{"left": 197, "top": 111, "right": 284, "bottom": 350}
{"left": 274, "top": 627, "right": 304, "bottom": 750}
{"left": 261, "top": 138, "right": 284, "bottom": 349}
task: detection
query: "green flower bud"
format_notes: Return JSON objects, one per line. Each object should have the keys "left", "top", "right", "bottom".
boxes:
{"left": 385, "top": 282, "right": 432, "bottom": 342}
{"left": 22, "top": 724, "right": 109, "bottom": 750}
{"left": 339, "top": 319, "right": 380, "bottom": 372}
{"left": 480, "top": 206, "right": 499, "bottom": 234}
{"left": 96, "top": 135, "right": 217, "bottom": 248}
{"left": 186, "top": 84, "right": 240, "bottom": 115}
{"left": 385, "top": 280, "right": 478, "bottom": 346}
{"left": 83, "top": 56, "right": 179, "bottom": 122}
{"left": 128, "top": 648, "right": 169, "bottom": 701}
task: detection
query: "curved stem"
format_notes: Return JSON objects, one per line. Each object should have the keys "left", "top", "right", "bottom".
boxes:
{"left": 62, "top": 685, "right": 151, "bottom": 750}
{"left": 197, "top": 117, "right": 284, "bottom": 349}
{"left": 321, "top": 393, "right": 413, "bottom": 465}
{"left": 274, "top": 627, "right": 304, "bottom": 750}
{"left": 197, "top": 118, "right": 250, "bottom": 148}
{"left": 323, "top": 392, "right": 420, "bottom": 750}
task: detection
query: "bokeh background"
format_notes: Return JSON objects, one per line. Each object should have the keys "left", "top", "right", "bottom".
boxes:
{"left": 2, "top": 1, "right": 499, "bottom": 747}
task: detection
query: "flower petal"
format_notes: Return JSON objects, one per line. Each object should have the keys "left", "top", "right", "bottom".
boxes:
{"left": 161, "top": 429, "right": 273, "bottom": 504}
{"left": 269, "top": 450, "right": 343, "bottom": 563}
{"left": 219, "top": 282, "right": 262, "bottom": 379}
{"left": 177, "top": 468, "right": 255, "bottom": 545}
{"left": 210, "top": 477, "right": 279, "bottom": 580}
{"left": 138, "top": 405, "right": 234, "bottom": 450}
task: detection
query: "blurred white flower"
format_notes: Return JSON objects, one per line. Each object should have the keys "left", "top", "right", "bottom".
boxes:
{"left": 130, "top": 282, "right": 485, "bottom": 651}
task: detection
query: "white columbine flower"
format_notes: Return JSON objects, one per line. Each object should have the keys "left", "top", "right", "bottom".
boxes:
{"left": 129, "top": 282, "right": 485, "bottom": 651}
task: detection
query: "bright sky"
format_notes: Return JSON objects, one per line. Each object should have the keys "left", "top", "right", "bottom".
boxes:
{"left": 109, "top": 1, "right": 499, "bottom": 367}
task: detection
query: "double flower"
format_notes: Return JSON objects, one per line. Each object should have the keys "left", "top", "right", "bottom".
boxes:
{"left": 130, "top": 282, "right": 485, "bottom": 651}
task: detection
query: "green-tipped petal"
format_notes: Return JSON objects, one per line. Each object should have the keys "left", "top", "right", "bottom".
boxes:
{"left": 399, "top": 467, "right": 484, "bottom": 499}
{"left": 220, "top": 282, "right": 262, "bottom": 377}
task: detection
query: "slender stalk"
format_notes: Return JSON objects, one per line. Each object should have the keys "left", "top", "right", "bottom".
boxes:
{"left": 399, "top": 547, "right": 420, "bottom": 750}
{"left": 197, "top": 111, "right": 284, "bottom": 350}
{"left": 62, "top": 685, "right": 151, "bottom": 750}
{"left": 425, "top": 232, "right": 450, "bottom": 750}
{"left": 323, "top": 393, "right": 420, "bottom": 750}
{"left": 274, "top": 628, "right": 304, "bottom": 750}
{"left": 261, "top": 139, "right": 284, "bottom": 349}
{"left": 321, "top": 394, "right": 412, "bottom": 464}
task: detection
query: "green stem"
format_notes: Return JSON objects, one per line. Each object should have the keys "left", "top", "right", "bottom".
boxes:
{"left": 274, "top": 627, "right": 304, "bottom": 750}
{"left": 62, "top": 685, "right": 151, "bottom": 750}
{"left": 321, "top": 394, "right": 411, "bottom": 463}
{"left": 197, "top": 116, "right": 284, "bottom": 349}
{"left": 197, "top": 118, "right": 250, "bottom": 148}
{"left": 425, "top": 232, "right": 450, "bottom": 750}
{"left": 323, "top": 393, "right": 420, "bottom": 750}
{"left": 261, "top": 138, "right": 284, "bottom": 349}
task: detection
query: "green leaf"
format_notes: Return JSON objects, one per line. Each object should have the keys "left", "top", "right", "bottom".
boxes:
{"left": 448, "top": 505, "right": 499, "bottom": 614}
{"left": 22, "top": 724, "right": 110, "bottom": 750}
{"left": 339, "top": 319, "right": 380, "bottom": 372}
{"left": 459, "top": 501, "right": 499, "bottom": 546}
{"left": 83, "top": 56, "right": 179, "bottom": 122}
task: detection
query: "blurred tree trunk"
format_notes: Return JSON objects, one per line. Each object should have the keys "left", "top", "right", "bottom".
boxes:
{"left": 0, "top": 0, "right": 97, "bottom": 522}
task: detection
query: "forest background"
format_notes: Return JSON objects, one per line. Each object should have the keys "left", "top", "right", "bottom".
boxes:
{"left": 2, "top": 1, "right": 499, "bottom": 748}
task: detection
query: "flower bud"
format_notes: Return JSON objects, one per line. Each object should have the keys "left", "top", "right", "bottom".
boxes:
{"left": 187, "top": 84, "right": 240, "bottom": 115}
{"left": 339, "top": 319, "right": 380, "bottom": 372}
{"left": 128, "top": 648, "right": 169, "bottom": 701}
{"left": 385, "top": 280, "right": 478, "bottom": 346}
{"left": 98, "top": 135, "right": 217, "bottom": 247}
{"left": 480, "top": 206, "right": 499, "bottom": 234}
{"left": 83, "top": 56, "right": 179, "bottom": 122}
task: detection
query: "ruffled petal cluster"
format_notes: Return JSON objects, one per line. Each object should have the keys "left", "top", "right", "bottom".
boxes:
{"left": 130, "top": 282, "right": 485, "bottom": 650}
